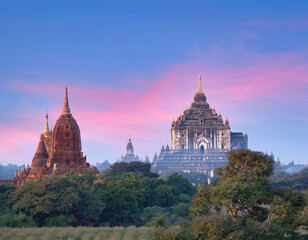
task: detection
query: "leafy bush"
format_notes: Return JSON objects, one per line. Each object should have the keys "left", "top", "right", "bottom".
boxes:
{"left": 192, "top": 214, "right": 238, "bottom": 240}
{"left": 44, "top": 214, "right": 71, "bottom": 227}
{"left": 0, "top": 212, "right": 37, "bottom": 227}
{"left": 11, "top": 177, "right": 104, "bottom": 226}
{"left": 0, "top": 183, "right": 15, "bottom": 212}
{"left": 0, "top": 226, "right": 154, "bottom": 240}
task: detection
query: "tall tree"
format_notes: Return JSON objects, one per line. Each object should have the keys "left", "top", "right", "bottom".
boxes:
{"left": 213, "top": 149, "right": 274, "bottom": 220}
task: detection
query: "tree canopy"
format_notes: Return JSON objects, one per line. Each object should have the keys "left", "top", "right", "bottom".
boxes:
{"left": 11, "top": 177, "right": 105, "bottom": 226}
{"left": 103, "top": 161, "right": 159, "bottom": 178}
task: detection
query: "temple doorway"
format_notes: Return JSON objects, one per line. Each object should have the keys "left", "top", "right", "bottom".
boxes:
{"left": 200, "top": 145, "right": 205, "bottom": 154}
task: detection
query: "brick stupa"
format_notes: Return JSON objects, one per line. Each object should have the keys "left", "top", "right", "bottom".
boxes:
{"left": 13, "top": 88, "right": 97, "bottom": 186}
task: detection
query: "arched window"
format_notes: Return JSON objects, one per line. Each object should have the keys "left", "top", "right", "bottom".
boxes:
{"left": 200, "top": 145, "right": 205, "bottom": 154}
{"left": 66, "top": 142, "right": 69, "bottom": 147}
{"left": 66, "top": 133, "right": 69, "bottom": 137}
{"left": 221, "top": 144, "right": 224, "bottom": 149}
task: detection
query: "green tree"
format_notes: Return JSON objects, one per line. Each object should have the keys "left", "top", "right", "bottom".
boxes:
{"left": 289, "top": 167, "right": 308, "bottom": 191}
{"left": 189, "top": 149, "right": 307, "bottom": 239}
{"left": 271, "top": 167, "right": 308, "bottom": 191}
{"left": 156, "top": 185, "right": 178, "bottom": 208}
{"left": 167, "top": 173, "right": 196, "bottom": 197}
{"left": 11, "top": 177, "right": 104, "bottom": 226}
{"left": 95, "top": 172, "right": 181, "bottom": 226}
{"left": 0, "top": 183, "right": 15, "bottom": 212}
{"left": 66, "top": 169, "right": 97, "bottom": 190}
{"left": 192, "top": 214, "right": 239, "bottom": 240}
{"left": 103, "top": 161, "right": 159, "bottom": 178}
{"left": 95, "top": 180, "right": 140, "bottom": 226}
{"left": 213, "top": 149, "right": 274, "bottom": 220}
{"left": 190, "top": 185, "right": 212, "bottom": 217}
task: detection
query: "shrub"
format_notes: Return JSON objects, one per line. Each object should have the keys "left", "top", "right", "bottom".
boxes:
{"left": 0, "top": 212, "right": 37, "bottom": 227}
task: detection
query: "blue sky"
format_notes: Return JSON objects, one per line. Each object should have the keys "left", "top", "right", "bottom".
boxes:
{"left": 0, "top": 1, "right": 307, "bottom": 165}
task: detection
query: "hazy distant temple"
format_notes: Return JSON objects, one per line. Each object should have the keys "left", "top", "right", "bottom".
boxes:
{"left": 120, "top": 135, "right": 141, "bottom": 162}
{"left": 152, "top": 76, "right": 248, "bottom": 176}
{"left": 12, "top": 88, "right": 96, "bottom": 186}
{"left": 120, "top": 135, "right": 150, "bottom": 163}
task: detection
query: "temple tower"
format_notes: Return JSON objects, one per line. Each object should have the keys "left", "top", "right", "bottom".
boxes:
{"left": 154, "top": 75, "right": 248, "bottom": 175}
{"left": 42, "top": 113, "right": 52, "bottom": 155}
{"left": 46, "top": 87, "right": 87, "bottom": 169}
{"left": 126, "top": 134, "right": 134, "bottom": 155}
{"left": 121, "top": 135, "right": 140, "bottom": 162}
{"left": 28, "top": 134, "right": 49, "bottom": 179}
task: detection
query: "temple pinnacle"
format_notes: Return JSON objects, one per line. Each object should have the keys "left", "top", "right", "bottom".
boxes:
{"left": 43, "top": 113, "right": 50, "bottom": 136}
{"left": 61, "top": 87, "right": 71, "bottom": 116}
{"left": 197, "top": 75, "right": 203, "bottom": 93}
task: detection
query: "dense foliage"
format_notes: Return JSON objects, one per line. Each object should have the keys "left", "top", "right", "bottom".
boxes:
{"left": 0, "top": 226, "right": 154, "bottom": 240}
{"left": 155, "top": 150, "right": 308, "bottom": 239}
{"left": 103, "top": 161, "right": 159, "bottom": 178}
{"left": 10, "top": 177, "right": 105, "bottom": 226}
{"left": 271, "top": 167, "right": 308, "bottom": 191}
{"left": 0, "top": 150, "right": 307, "bottom": 239}
{"left": 0, "top": 163, "right": 194, "bottom": 227}
{"left": 96, "top": 171, "right": 194, "bottom": 226}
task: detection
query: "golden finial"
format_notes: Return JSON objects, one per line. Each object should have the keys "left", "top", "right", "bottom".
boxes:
{"left": 197, "top": 75, "right": 203, "bottom": 93}
{"left": 43, "top": 113, "right": 50, "bottom": 136}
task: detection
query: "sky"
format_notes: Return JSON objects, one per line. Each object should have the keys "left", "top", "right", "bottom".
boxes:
{"left": 0, "top": 1, "right": 307, "bottom": 166}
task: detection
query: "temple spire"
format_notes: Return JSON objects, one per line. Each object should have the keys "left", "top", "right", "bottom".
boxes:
{"left": 43, "top": 113, "right": 50, "bottom": 136}
{"left": 61, "top": 87, "right": 71, "bottom": 116}
{"left": 197, "top": 75, "right": 203, "bottom": 93}
{"left": 126, "top": 134, "right": 134, "bottom": 155}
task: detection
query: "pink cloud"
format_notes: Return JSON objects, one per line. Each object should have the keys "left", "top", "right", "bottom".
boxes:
{"left": 0, "top": 127, "right": 37, "bottom": 165}
{"left": 2, "top": 50, "right": 308, "bottom": 164}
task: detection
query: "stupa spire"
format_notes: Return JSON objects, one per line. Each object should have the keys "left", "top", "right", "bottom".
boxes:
{"left": 44, "top": 113, "right": 50, "bottom": 136}
{"left": 61, "top": 87, "right": 71, "bottom": 116}
{"left": 126, "top": 134, "right": 134, "bottom": 155}
{"left": 36, "top": 134, "right": 48, "bottom": 155}
{"left": 197, "top": 75, "right": 203, "bottom": 93}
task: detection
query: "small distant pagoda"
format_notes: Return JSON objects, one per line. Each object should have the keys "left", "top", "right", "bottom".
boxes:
{"left": 120, "top": 135, "right": 141, "bottom": 163}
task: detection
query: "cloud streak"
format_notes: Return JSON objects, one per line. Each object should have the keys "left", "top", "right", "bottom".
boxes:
{"left": 1, "top": 50, "right": 308, "bottom": 165}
